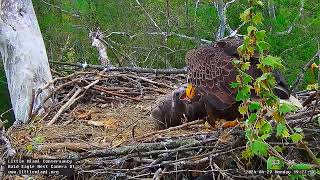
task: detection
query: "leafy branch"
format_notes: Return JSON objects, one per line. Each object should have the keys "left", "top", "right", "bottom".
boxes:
{"left": 232, "top": 0, "right": 319, "bottom": 178}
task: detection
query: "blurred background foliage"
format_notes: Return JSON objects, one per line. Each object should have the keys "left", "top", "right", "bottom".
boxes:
{"left": 0, "top": 0, "right": 319, "bottom": 118}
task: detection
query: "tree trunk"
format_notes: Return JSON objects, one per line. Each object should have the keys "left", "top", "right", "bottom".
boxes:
{"left": 213, "top": 0, "right": 236, "bottom": 40}
{"left": 268, "top": 0, "right": 276, "bottom": 20}
{"left": 214, "top": 0, "right": 226, "bottom": 40}
{"left": 0, "top": 0, "right": 53, "bottom": 124}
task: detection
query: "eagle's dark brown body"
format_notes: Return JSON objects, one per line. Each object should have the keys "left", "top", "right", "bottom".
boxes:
{"left": 186, "top": 38, "right": 290, "bottom": 123}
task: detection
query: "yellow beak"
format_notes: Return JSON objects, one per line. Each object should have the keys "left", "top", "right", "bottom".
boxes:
{"left": 180, "top": 83, "right": 196, "bottom": 102}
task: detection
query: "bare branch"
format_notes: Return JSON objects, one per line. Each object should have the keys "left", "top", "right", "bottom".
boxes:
{"left": 277, "top": 0, "right": 304, "bottom": 35}
{"left": 222, "top": 22, "right": 246, "bottom": 40}
{"left": 213, "top": 0, "right": 239, "bottom": 40}
{"left": 225, "top": 0, "right": 237, "bottom": 9}
{"left": 147, "top": 32, "right": 211, "bottom": 44}
{"left": 40, "top": 0, "right": 79, "bottom": 18}
{"left": 89, "top": 28, "right": 110, "bottom": 66}
{"left": 291, "top": 50, "right": 320, "bottom": 92}
{"left": 280, "top": 37, "right": 316, "bottom": 56}
{"left": 105, "top": 31, "right": 212, "bottom": 44}
{"left": 135, "top": 0, "right": 162, "bottom": 32}
{"left": 267, "top": 0, "right": 276, "bottom": 20}
{"left": 49, "top": 61, "right": 187, "bottom": 74}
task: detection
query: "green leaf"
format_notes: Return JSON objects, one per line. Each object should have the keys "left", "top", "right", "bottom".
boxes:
{"left": 236, "top": 85, "right": 251, "bottom": 101}
{"left": 256, "top": 1, "right": 264, "bottom": 6}
{"left": 247, "top": 25, "right": 258, "bottom": 35}
{"left": 261, "top": 55, "right": 284, "bottom": 69}
{"left": 230, "top": 82, "right": 239, "bottom": 88}
{"left": 290, "top": 133, "right": 303, "bottom": 143}
{"left": 256, "top": 41, "right": 270, "bottom": 52}
{"left": 318, "top": 117, "right": 320, "bottom": 126}
{"left": 289, "top": 163, "right": 313, "bottom": 170}
{"left": 267, "top": 156, "right": 284, "bottom": 170}
{"left": 237, "top": 45, "right": 244, "bottom": 55}
{"left": 279, "top": 102, "right": 297, "bottom": 115}
{"left": 240, "top": 8, "right": 252, "bottom": 22}
{"left": 276, "top": 123, "right": 290, "bottom": 138}
{"left": 246, "top": 113, "right": 257, "bottom": 124}
{"left": 246, "top": 46, "right": 255, "bottom": 56}
{"left": 274, "top": 145, "right": 283, "bottom": 153}
{"left": 243, "top": 74, "right": 253, "bottom": 84}
{"left": 260, "top": 121, "right": 272, "bottom": 134}
{"left": 256, "top": 30, "right": 266, "bottom": 41}
{"left": 252, "top": 12, "right": 263, "bottom": 25}
{"left": 307, "top": 83, "right": 318, "bottom": 90}
{"left": 276, "top": 124, "right": 286, "bottom": 136}
{"left": 257, "top": 72, "right": 271, "bottom": 81}
{"left": 239, "top": 104, "right": 248, "bottom": 115}
{"left": 241, "top": 62, "right": 251, "bottom": 71}
{"left": 232, "top": 59, "right": 242, "bottom": 65}
{"left": 283, "top": 129, "right": 290, "bottom": 138}
{"left": 289, "top": 174, "right": 304, "bottom": 180}
{"left": 258, "top": 134, "right": 270, "bottom": 141}
{"left": 252, "top": 140, "right": 268, "bottom": 156}
{"left": 26, "top": 144, "right": 33, "bottom": 153}
{"left": 241, "top": 148, "right": 253, "bottom": 160}
{"left": 243, "top": 36, "right": 250, "bottom": 47}
{"left": 249, "top": 102, "right": 261, "bottom": 111}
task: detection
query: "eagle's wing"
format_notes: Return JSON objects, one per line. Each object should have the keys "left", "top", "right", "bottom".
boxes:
{"left": 186, "top": 41, "right": 239, "bottom": 110}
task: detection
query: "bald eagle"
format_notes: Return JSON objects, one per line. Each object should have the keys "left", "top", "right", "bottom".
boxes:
{"left": 180, "top": 38, "right": 301, "bottom": 126}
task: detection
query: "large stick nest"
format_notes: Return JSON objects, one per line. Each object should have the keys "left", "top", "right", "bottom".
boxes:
{"left": 5, "top": 70, "right": 320, "bottom": 180}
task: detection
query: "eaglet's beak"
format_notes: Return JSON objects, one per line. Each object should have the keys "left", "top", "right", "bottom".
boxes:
{"left": 179, "top": 83, "right": 196, "bottom": 102}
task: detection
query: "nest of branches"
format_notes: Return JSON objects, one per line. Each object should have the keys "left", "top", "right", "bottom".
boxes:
{"left": 4, "top": 69, "right": 320, "bottom": 180}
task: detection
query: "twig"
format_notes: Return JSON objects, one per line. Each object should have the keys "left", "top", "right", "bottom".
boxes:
{"left": 276, "top": 0, "right": 305, "bottom": 35}
{"left": 147, "top": 31, "right": 212, "bottom": 44}
{"left": 89, "top": 28, "right": 109, "bottom": 66}
{"left": 135, "top": 119, "right": 204, "bottom": 141}
{"left": 79, "top": 138, "right": 200, "bottom": 160}
{"left": 291, "top": 50, "right": 320, "bottom": 92}
{"left": 40, "top": 0, "right": 79, "bottom": 18}
{"left": 286, "top": 123, "right": 320, "bottom": 167}
{"left": 0, "top": 108, "right": 13, "bottom": 120}
{"left": 38, "top": 142, "right": 108, "bottom": 152}
{"left": 302, "top": 41, "right": 320, "bottom": 125}
{"left": 153, "top": 168, "right": 162, "bottom": 180}
{"left": 130, "top": 146, "right": 245, "bottom": 171}
{"left": 302, "top": 91, "right": 318, "bottom": 106}
{"left": 47, "top": 79, "right": 100, "bottom": 126}
{"left": 93, "top": 85, "right": 142, "bottom": 102}
{"left": 127, "top": 74, "right": 174, "bottom": 89}
{"left": 135, "top": 0, "right": 162, "bottom": 32}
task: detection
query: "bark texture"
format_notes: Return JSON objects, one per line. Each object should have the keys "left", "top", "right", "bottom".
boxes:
{"left": 0, "top": 0, "right": 53, "bottom": 123}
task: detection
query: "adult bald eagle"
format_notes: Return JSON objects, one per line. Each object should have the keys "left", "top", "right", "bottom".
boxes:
{"left": 180, "top": 38, "right": 301, "bottom": 126}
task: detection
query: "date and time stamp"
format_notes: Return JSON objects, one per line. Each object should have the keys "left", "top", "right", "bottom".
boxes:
{"left": 2, "top": 158, "right": 318, "bottom": 176}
